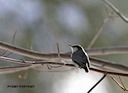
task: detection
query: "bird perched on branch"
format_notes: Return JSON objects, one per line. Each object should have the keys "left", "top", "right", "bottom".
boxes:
{"left": 69, "top": 44, "right": 90, "bottom": 72}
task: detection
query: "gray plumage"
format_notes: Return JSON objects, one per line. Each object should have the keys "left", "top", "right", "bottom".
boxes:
{"left": 69, "top": 44, "right": 90, "bottom": 72}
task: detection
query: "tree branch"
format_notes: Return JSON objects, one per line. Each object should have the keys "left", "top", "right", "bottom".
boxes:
{"left": 103, "top": 0, "right": 128, "bottom": 23}
{"left": 0, "top": 42, "right": 128, "bottom": 72}
{"left": 86, "top": 46, "right": 128, "bottom": 56}
{"left": 1, "top": 41, "right": 128, "bottom": 57}
{"left": 0, "top": 56, "right": 128, "bottom": 76}
{"left": 87, "top": 16, "right": 109, "bottom": 48}
{"left": 87, "top": 74, "right": 107, "bottom": 93}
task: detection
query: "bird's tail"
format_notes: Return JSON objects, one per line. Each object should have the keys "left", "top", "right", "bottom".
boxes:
{"left": 83, "top": 63, "right": 89, "bottom": 72}
{"left": 84, "top": 67, "right": 89, "bottom": 72}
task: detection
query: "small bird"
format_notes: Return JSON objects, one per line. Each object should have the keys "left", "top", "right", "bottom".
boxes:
{"left": 69, "top": 44, "right": 90, "bottom": 72}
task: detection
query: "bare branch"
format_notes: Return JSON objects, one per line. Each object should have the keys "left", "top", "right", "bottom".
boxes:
{"left": 1, "top": 42, "right": 128, "bottom": 73}
{"left": 0, "top": 41, "right": 70, "bottom": 60}
{"left": 1, "top": 30, "right": 17, "bottom": 56}
{"left": 1, "top": 41, "right": 128, "bottom": 58}
{"left": 0, "top": 62, "right": 128, "bottom": 76}
{"left": 109, "top": 76, "right": 128, "bottom": 91}
{"left": 90, "top": 68, "right": 128, "bottom": 76}
{"left": 0, "top": 56, "right": 32, "bottom": 64}
{"left": 57, "top": 43, "right": 60, "bottom": 59}
{"left": 0, "top": 64, "right": 41, "bottom": 74}
{"left": 86, "top": 46, "right": 128, "bottom": 56}
{"left": 0, "top": 56, "right": 128, "bottom": 76}
{"left": 12, "top": 30, "right": 17, "bottom": 45}
{"left": 56, "top": 43, "right": 65, "bottom": 64}
{"left": 90, "top": 57, "right": 128, "bottom": 72}
{"left": 87, "top": 74, "right": 107, "bottom": 93}
{"left": 103, "top": 0, "right": 128, "bottom": 23}
{"left": 87, "top": 16, "right": 109, "bottom": 48}
{"left": 118, "top": 76, "right": 127, "bottom": 91}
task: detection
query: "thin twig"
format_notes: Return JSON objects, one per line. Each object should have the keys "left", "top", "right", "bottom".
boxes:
{"left": 12, "top": 30, "right": 17, "bottom": 45}
{"left": 1, "top": 30, "right": 17, "bottom": 56}
{"left": 46, "top": 43, "right": 64, "bottom": 69}
{"left": 87, "top": 17, "right": 109, "bottom": 48}
{"left": 0, "top": 64, "right": 41, "bottom": 74}
{"left": 87, "top": 74, "right": 107, "bottom": 93}
{"left": 103, "top": 0, "right": 128, "bottom": 23}
{"left": 56, "top": 43, "right": 66, "bottom": 65}
{"left": 5, "top": 30, "right": 18, "bottom": 56}
{"left": 0, "top": 56, "right": 32, "bottom": 64}
{"left": 118, "top": 76, "right": 126, "bottom": 91}
{"left": 87, "top": 4, "right": 117, "bottom": 49}
{"left": 109, "top": 76, "right": 128, "bottom": 91}
{"left": 57, "top": 43, "right": 61, "bottom": 59}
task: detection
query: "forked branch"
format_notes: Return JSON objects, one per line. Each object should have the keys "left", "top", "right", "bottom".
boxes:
{"left": 103, "top": 0, "right": 128, "bottom": 23}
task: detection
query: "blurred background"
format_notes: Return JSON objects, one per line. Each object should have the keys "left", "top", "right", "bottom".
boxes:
{"left": 0, "top": 0, "right": 128, "bottom": 93}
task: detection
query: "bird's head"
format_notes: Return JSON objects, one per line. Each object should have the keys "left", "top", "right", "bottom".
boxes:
{"left": 69, "top": 44, "right": 83, "bottom": 52}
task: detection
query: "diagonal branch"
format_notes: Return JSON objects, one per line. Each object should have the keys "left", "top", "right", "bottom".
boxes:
{"left": 103, "top": 0, "right": 128, "bottom": 23}
{"left": 109, "top": 76, "right": 128, "bottom": 91}
{"left": 87, "top": 16, "right": 109, "bottom": 48}
{"left": 87, "top": 74, "right": 107, "bottom": 93}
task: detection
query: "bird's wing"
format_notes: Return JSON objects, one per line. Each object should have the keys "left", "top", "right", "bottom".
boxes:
{"left": 72, "top": 54, "right": 88, "bottom": 67}
{"left": 82, "top": 53, "right": 90, "bottom": 68}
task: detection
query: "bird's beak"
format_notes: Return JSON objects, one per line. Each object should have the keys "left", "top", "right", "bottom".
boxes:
{"left": 68, "top": 44, "right": 72, "bottom": 48}
{"left": 68, "top": 44, "right": 72, "bottom": 47}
